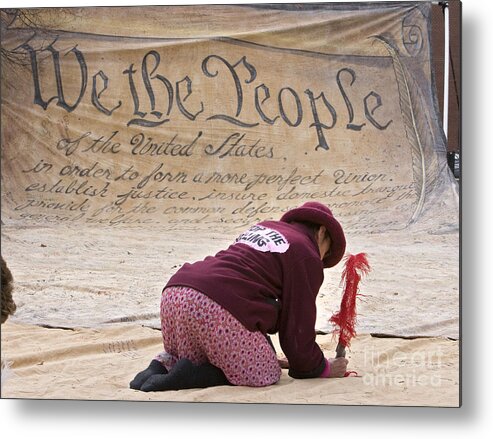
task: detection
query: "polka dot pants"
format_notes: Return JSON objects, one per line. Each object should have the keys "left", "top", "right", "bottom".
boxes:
{"left": 154, "top": 286, "right": 281, "bottom": 387}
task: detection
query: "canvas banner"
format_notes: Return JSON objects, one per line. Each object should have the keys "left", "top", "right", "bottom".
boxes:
{"left": 1, "top": 3, "right": 458, "bottom": 235}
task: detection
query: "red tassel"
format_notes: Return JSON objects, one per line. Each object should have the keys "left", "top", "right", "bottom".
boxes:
{"left": 330, "top": 253, "right": 370, "bottom": 350}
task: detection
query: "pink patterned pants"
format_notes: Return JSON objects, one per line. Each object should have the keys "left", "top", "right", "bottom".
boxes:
{"left": 155, "top": 286, "right": 281, "bottom": 387}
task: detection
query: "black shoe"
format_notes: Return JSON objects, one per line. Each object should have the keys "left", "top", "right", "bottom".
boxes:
{"left": 129, "top": 359, "right": 168, "bottom": 390}
{"left": 140, "top": 358, "right": 230, "bottom": 392}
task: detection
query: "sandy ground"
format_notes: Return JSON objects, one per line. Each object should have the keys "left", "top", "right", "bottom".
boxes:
{"left": 0, "top": 224, "right": 459, "bottom": 338}
{"left": 1, "top": 321, "right": 459, "bottom": 406}
{"left": 1, "top": 223, "right": 459, "bottom": 406}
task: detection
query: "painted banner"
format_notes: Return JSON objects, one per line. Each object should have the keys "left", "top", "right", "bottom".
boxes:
{"left": 1, "top": 3, "right": 459, "bottom": 235}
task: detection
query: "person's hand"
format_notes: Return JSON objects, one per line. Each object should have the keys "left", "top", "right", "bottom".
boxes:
{"left": 328, "top": 357, "right": 349, "bottom": 378}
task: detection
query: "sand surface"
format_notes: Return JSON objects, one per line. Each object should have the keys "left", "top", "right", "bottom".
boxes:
{"left": 1, "top": 321, "right": 459, "bottom": 406}
{"left": 1, "top": 223, "right": 459, "bottom": 406}
{"left": 1, "top": 224, "right": 459, "bottom": 339}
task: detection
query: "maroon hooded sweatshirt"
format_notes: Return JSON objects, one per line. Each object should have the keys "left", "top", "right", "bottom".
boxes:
{"left": 165, "top": 220, "right": 326, "bottom": 378}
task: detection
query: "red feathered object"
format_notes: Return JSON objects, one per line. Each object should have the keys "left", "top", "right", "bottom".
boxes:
{"left": 330, "top": 253, "right": 371, "bottom": 358}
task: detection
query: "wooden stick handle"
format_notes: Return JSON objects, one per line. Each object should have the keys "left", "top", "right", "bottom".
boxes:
{"left": 335, "top": 341, "right": 346, "bottom": 358}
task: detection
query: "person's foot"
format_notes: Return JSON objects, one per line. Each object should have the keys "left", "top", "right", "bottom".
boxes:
{"left": 129, "top": 359, "right": 168, "bottom": 390}
{"left": 140, "top": 358, "right": 230, "bottom": 392}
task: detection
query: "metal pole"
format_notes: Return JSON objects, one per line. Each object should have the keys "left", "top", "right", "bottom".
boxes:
{"left": 443, "top": 2, "right": 450, "bottom": 139}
